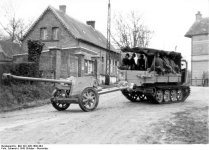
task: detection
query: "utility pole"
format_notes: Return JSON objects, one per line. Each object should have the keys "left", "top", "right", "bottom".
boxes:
{"left": 175, "top": 45, "right": 177, "bottom": 52}
{"left": 105, "top": 0, "right": 111, "bottom": 85}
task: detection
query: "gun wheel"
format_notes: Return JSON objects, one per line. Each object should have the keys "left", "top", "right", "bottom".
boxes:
{"left": 51, "top": 102, "right": 70, "bottom": 111}
{"left": 51, "top": 89, "right": 70, "bottom": 111}
{"left": 78, "top": 87, "right": 99, "bottom": 112}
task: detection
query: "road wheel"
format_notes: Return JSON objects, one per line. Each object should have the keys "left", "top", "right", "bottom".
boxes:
{"left": 78, "top": 87, "right": 99, "bottom": 112}
{"left": 171, "top": 90, "right": 177, "bottom": 102}
{"left": 177, "top": 89, "right": 183, "bottom": 101}
{"left": 127, "top": 91, "right": 143, "bottom": 102}
{"left": 164, "top": 90, "right": 171, "bottom": 102}
{"left": 121, "top": 90, "right": 137, "bottom": 102}
{"left": 51, "top": 89, "right": 70, "bottom": 111}
{"left": 139, "top": 93, "right": 147, "bottom": 101}
{"left": 129, "top": 91, "right": 140, "bottom": 102}
{"left": 155, "top": 90, "right": 164, "bottom": 104}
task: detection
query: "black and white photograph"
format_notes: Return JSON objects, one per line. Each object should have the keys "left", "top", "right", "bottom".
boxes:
{"left": 0, "top": 0, "right": 208, "bottom": 149}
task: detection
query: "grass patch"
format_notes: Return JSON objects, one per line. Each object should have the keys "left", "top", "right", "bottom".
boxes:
{"left": 0, "top": 83, "right": 54, "bottom": 112}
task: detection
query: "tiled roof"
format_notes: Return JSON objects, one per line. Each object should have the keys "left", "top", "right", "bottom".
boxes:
{"left": 0, "top": 40, "right": 22, "bottom": 57}
{"left": 52, "top": 6, "right": 116, "bottom": 52}
{"left": 185, "top": 17, "right": 209, "bottom": 38}
{"left": 23, "top": 6, "right": 117, "bottom": 53}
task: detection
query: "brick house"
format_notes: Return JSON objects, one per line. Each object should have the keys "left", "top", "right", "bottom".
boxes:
{"left": 185, "top": 11, "right": 209, "bottom": 86}
{"left": 14, "top": 5, "right": 120, "bottom": 83}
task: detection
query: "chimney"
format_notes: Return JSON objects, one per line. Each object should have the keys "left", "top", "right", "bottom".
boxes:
{"left": 86, "top": 21, "right": 95, "bottom": 28}
{"left": 195, "top": 11, "right": 202, "bottom": 21}
{"left": 59, "top": 5, "right": 66, "bottom": 14}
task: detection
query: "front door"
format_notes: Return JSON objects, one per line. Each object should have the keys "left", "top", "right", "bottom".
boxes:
{"left": 69, "top": 55, "right": 78, "bottom": 77}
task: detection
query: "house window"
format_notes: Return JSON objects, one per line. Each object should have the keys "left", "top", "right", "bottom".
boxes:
{"left": 40, "top": 28, "right": 47, "bottom": 40}
{"left": 110, "top": 59, "right": 114, "bottom": 73}
{"left": 101, "top": 56, "right": 104, "bottom": 62}
{"left": 84, "top": 60, "right": 94, "bottom": 74}
{"left": 52, "top": 27, "right": 59, "bottom": 40}
{"left": 115, "top": 60, "right": 118, "bottom": 74}
{"left": 101, "top": 56, "right": 105, "bottom": 74}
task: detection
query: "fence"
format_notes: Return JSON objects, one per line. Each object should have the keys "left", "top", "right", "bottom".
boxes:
{"left": 191, "top": 78, "right": 209, "bottom": 87}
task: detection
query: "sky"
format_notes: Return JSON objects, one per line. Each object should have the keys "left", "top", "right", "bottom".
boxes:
{"left": 0, "top": 0, "right": 209, "bottom": 69}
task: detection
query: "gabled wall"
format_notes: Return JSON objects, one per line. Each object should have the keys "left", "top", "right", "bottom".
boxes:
{"left": 22, "top": 9, "right": 78, "bottom": 52}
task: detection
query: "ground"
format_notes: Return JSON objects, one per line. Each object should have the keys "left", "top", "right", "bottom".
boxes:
{"left": 0, "top": 86, "right": 208, "bottom": 144}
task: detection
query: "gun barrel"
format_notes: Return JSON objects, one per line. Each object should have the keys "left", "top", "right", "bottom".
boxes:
{"left": 2, "top": 73, "right": 72, "bottom": 85}
{"left": 98, "top": 86, "right": 128, "bottom": 95}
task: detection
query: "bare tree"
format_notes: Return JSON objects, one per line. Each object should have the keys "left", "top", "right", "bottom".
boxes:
{"left": 112, "top": 11, "right": 153, "bottom": 48}
{"left": 0, "top": 0, "right": 32, "bottom": 44}
{"left": 0, "top": 30, "right": 6, "bottom": 40}
{"left": 0, "top": 16, "right": 32, "bottom": 44}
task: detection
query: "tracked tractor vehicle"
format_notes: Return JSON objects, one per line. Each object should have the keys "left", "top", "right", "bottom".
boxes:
{"left": 119, "top": 47, "right": 190, "bottom": 104}
{"left": 1, "top": 47, "right": 190, "bottom": 112}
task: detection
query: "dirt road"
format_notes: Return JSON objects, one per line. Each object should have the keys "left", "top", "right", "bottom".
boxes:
{"left": 0, "top": 87, "right": 208, "bottom": 144}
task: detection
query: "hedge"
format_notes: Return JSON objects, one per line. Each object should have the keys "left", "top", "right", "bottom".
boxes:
{"left": 0, "top": 62, "right": 37, "bottom": 84}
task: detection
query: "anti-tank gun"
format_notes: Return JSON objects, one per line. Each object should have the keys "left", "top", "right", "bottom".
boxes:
{"left": 2, "top": 73, "right": 129, "bottom": 111}
{"left": 2, "top": 73, "right": 99, "bottom": 112}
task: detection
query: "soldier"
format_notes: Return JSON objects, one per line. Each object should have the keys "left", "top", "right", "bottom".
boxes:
{"left": 170, "top": 59, "right": 180, "bottom": 73}
{"left": 129, "top": 53, "right": 137, "bottom": 70}
{"left": 122, "top": 53, "right": 130, "bottom": 69}
{"left": 137, "top": 54, "right": 146, "bottom": 70}
{"left": 162, "top": 56, "right": 176, "bottom": 74}
{"left": 149, "top": 53, "right": 165, "bottom": 74}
